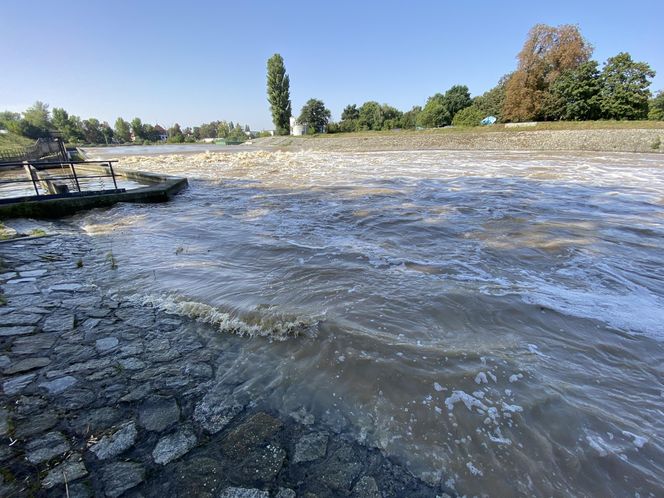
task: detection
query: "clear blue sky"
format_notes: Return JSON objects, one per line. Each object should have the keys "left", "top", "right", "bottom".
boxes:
{"left": 2, "top": 0, "right": 663, "bottom": 130}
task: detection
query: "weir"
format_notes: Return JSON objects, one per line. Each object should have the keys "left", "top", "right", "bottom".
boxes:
{"left": 0, "top": 159, "right": 188, "bottom": 218}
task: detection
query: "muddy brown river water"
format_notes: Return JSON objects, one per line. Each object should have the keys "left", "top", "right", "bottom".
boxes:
{"left": 75, "top": 149, "right": 664, "bottom": 497}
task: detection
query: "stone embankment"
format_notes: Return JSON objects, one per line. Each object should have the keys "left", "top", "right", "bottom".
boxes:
{"left": 253, "top": 128, "right": 664, "bottom": 153}
{"left": 0, "top": 234, "right": 451, "bottom": 497}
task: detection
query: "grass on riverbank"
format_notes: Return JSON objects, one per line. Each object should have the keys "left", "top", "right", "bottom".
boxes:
{"left": 316, "top": 120, "right": 664, "bottom": 139}
{"left": 0, "top": 132, "right": 34, "bottom": 148}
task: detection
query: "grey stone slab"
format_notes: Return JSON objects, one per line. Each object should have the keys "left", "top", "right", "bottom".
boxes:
{"left": 43, "top": 312, "right": 76, "bottom": 332}
{"left": 237, "top": 444, "right": 285, "bottom": 482}
{"left": 7, "top": 277, "right": 37, "bottom": 284}
{"left": 118, "top": 357, "right": 146, "bottom": 370}
{"left": 0, "top": 355, "right": 10, "bottom": 369}
{"left": 95, "top": 336, "right": 119, "bottom": 353}
{"left": 102, "top": 461, "right": 145, "bottom": 498}
{"left": 138, "top": 396, "right": 180, "bottom": 432}
{"left": 55, "top": 388, "right": 95, "bottom": 410}
{"left": 352, "top": 476, "right": 381, "bottom": 498}
{"left": 5, "top": 283, "right": 40, "bottom": 295}
{"left": 41, "top": 454, "right": 88, "bottom": 489}
{"left": 276, "top": 489, "right": 296, "bottom": 498}
{"left": 11, "top": 333, "right": 58, "bottom": 355}
{"left": 219, "top": 488, "right": 269, "bottom": 498}
{"left": 0, "top": 271, "right": 17, "bottom": 280}
{"left": 0, "top": 409, "right": 8, "bottom": 436}
{"left": 90, "top": 421, "right": 137, "bottom": 460}
{"left": 193, "top": 389, "right": 246, "bottom": 434}
{"left": 3, "top": 373, "right": 36, "bottom": 395}
{"left": 0, "top": 326, "right": 36, "bottom": 337}
{"left": 19, "top": 269, "right": 47, "bottom": 277}
{"left": 69, "top": 407, "right": 121, "bottom": 436}
{"left": 3, "top": 356, "right": 50, "bottom": 375}
{"left": 49, "top": 283, "right": 84, "bottom": 292}
{"left": 294, "top": 432, "right": 328, "bottom": 463}
{"left": 14, "top": 411, "right": 58, "bottom": 438}
{"left": 25, "top": 431, "right": 70, "bottom": 464}
{"left": 1, "top": 313, "right": 42, "bottom": 325}
{"left": 152, "top": 426, "right": 197, "bottom": 465}
{"left": 119, "top": 383, "right": 153, "bottom": 403}
{"left": 39, "top": 375, "right": 78, "bottom": 394}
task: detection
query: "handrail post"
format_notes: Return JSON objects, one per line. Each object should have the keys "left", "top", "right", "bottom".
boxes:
{"left": 108, "top": 161, "right": 119, "bottom": 190}
{"left": 23, "top": 162, "right": 40, "bottom": 196}
{"left": 69, "top": 162, "right": 82, "bottom": 192}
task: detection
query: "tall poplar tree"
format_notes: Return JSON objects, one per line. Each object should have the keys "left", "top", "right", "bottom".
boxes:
{"left": 266, "top": 54, "right": 292, "bottom": 135}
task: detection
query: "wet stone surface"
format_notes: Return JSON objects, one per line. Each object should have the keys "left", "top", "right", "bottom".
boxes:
{"left": 0, "top": 234, "right": 451, "bottom": 497}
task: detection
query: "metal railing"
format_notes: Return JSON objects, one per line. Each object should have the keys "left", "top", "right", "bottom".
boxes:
{"left": 0, "top": 160, "right": 124, "bottom": 202}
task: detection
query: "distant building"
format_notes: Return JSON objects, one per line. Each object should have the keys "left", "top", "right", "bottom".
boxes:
{"left": 153, "top": 125, "right": 168, "bottom": 142}
{"left": 290, "top": 116, "right": 307, "bottom": 136}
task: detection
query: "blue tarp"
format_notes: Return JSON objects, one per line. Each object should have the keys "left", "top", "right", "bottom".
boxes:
{"left": 481, "top": 116, "right": 497, "bottom": 125}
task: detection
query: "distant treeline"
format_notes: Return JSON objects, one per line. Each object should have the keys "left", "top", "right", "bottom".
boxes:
{"left": 285, "top": 24, "right": 664, "bottom": 135}
{"left": 0, "top": 104, "right": 259, "bottom": 145}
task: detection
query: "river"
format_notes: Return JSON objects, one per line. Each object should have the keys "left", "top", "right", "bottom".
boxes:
{"left": 75, "top": 149, "right": 664, "bottom": 496}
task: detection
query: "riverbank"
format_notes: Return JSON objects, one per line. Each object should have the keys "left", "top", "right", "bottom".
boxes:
{"left": 251, "top": 126, "right": 664, "bottom": 153}
{"left": 0, "top": 232, "right": 449, "bottom": 497}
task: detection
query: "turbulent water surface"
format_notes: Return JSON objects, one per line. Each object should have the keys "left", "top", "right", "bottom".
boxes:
{"left": 76, "top": 150, "right": 664, "bottom": 496}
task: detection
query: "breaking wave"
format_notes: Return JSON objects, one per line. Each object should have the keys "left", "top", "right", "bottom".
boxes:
{"left": 132, "top": 293, "right": 319, "bottom": 341}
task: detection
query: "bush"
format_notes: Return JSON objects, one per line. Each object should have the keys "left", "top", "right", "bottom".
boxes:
{"left": 452, "top": 106, "right": 485, "bottom": 127}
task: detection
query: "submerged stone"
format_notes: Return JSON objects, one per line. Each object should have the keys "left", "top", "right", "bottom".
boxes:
{"left": 193, "top": 389, "right": 246, "bottom": 434}
{"left": 138, "top": 396, "right": 180, "bottom": 431}
{"left": 219, "top": 487, "right": 269, "bottom": 498}
{"left": 352, "top": 476, "right": 381, "bottom": 498}
{"left": 152, "top": 426, "right": 197, "bottom": 465}
{"left": 294, "top": 432, "right": 328, "bottom": 463}
{"left": 102, "top": 461, "right": 145, "bottom": 498}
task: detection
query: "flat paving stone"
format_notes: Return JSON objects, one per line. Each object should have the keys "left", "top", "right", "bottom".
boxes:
{"left": 42, "top": 454, "right": 88, "bottom": 489}
{"left": 49, "top": 283, "right": 84, "bottom": 292}
{"left": 11, "top": 333, "right": 58, "bottom": 355}
{"left": 138, "top": 396, "right": 180, "bottom": 432}
{"left": 0, "top": 355, "right": 10, "bottom": 368}
{"left": 14, "top": 411, "right": 59, "bottom": 438}
{"left": 90, "top": 421, "right": 138, "bottom": 460}
{"left": 0, "top": 326, "right": 36, "bottom": 337}
{"left": 25, "top": 431, "right": 70, "bottom": 464}
{"left": 1, "top": 313, "right": 42, "bottom": 325}
{"left": 3, "top": 357, "right": 51, "bottom": 375}
{"left": 39, "top": 375, "right": 78, "bottom": 394}
{"left": 19, "top": 269, "right": 47, "bottom": 277}
{"left": 42, "top": 313, "right": 76, "bottom": 332}
{"left": 3, "top": 373, "right": 36, "bottom": 395}
{"left": 95, "top": 337, "right": 119, "bottom": 353}
{"left": 102, "top": 461, "right": 145, "bottom": 498}
{"left": 152, "top": 426, "right": 197, "bottom": 465}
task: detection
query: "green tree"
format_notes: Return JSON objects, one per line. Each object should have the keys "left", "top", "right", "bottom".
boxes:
{"left": 82, "top": 118, "right": 104, "bottom": 144}
{"left": 443, "top": 85, "right": 472, "bottom": 119}
{"left": 100, "top": 122, "right": 114, "bottom": 144}
{"left": 474, "top": 75, "right": 510, "bottom": 121}
{"left": 600, "top": 52, "right": 655, "bottom": 120}
{"left": 23, "top": 101, "right": 51, "bottom": 131}
{"left": 52, "top": 108, "right": 84, "bottom": 143}
{"left": 339, "top": 104, "right": 359, "bottom": 132}
{"left": 266, "top": 54, "right": 292, "bottom": 135}
{"left": 544, "top": 60, "right": 602, "bottom": 120}
{"left": 503, "top": 24, "right": 592, "bottom": 121}
{"left": 114, "top": 118, "right": 132, "bottom": 143}
{"left": 0, "top": 111, "right": 20, "bottom": 130}
{"left": 400, "top": 106, "right": 422, "bottom": 129}
{"left": 649, "top": 91, "right": 664, "bottom": 120}
{"left": 452, "top": 105, "right": 484, "bottom": 127}
{"left": 131, "top": 118, "right": 145, "bottom": 141}
{"left": 298, "top": 98, "right": 332, "bottom": 133}
{"left": 418, "top": 94, "right": 451, "bottom": 128}
{"left": 167, "top": 123, "right": 184, "bottom": 143}
{"left": 357, "top": 101, "right": 384, "bottom": 130}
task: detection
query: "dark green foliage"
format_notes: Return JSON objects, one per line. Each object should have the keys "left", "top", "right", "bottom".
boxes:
{"left": 267, "top": 54, "right": 292, "bottom": 135}
{"left": 400, "top": 106, "right": 422, "bottom": 129}
{"left": 167, "top": 123, "right": 184, "bottom": 143}
{"left": 545, "top": 61, "right": 602, "bottom": 120}
{"left": 474, "top": 75, "right": 509, "bottom": 121}
{"left": 418, "top": 94, "right": 451, "bottom": 128}
{"left": 52, "top": 108, "right": 84, "bottom": 143}
{"left": 649, "top": 91, "right": 664, "bottom": 121}
{"left": 357, "top": 101, "right": 383, "bottom": 130}
{"left": 82, "top": 118, "right": 104, "bottom": 144}
{"left": 298, "top": 98, "right": 332, "bottom": 133}
{"left": 443, "top": 85, "right": 472, "bottom": 119}
{"left": 599, "top": 52, "right": 655, "bottom": 120}
{"left": 131, "top": 118, "right": 145, "bottom": 141}
{"left": 114, "top": 118, "right": 132, "bottom": 143}
{"left": 452, "top": 105, "right": 484, "bottom": 127}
